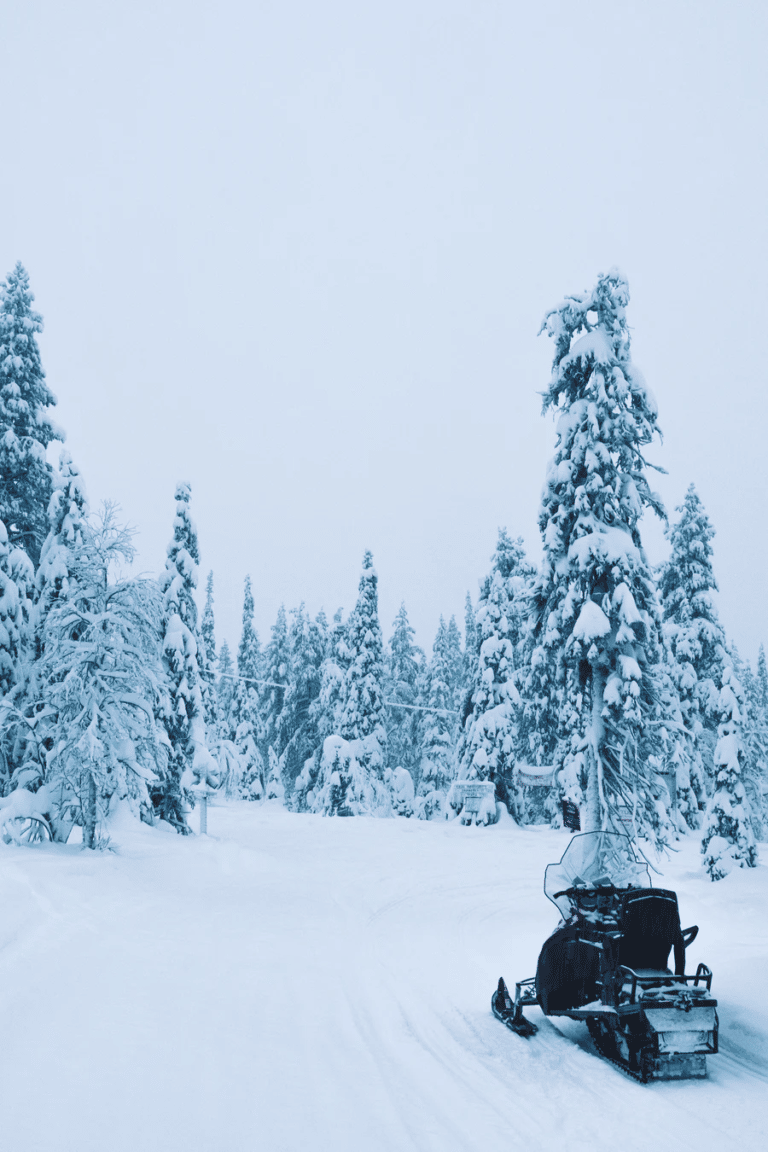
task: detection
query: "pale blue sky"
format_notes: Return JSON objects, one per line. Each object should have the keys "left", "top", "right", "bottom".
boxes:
{"left": 2, "top": 1, "right": 766, "bottom": 657}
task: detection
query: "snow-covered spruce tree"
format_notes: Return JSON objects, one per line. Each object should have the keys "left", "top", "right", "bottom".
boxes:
{"left": 260, "top": 604, "right": 289, "bottom": 758}
{"left": 277, "top": 605, "right": 326, "bottom": 795}
{"left": 457, "top": 530, "right": 532, "bottom": 817}
{"left": 294, "top": 609, "right": 349, "bottom": 810}
{"left": 416, "top": 616, "right": 458, "bottom": 819}
{"left": 0, "top": 263, "right": 63, "bottom": 566}
{"left": 0, "top": 522, "right": 25, "bottom": 701}
{"left": 199, "top": 571, "right": 218, "bottom": 725}
{"left": 462, "top": 592, "right": 478, "bottom": 692}
{"left": 39, "top": 506, "right": 169, "bottom": 847}
{"left": 729, "top": 647, "right": 768, "bottom": 842}
{"left": 445, "top": 616, "right": 464, "bottom": 709}
{"left": 308, "top": 552, "right": 390, "bottom": 816}
{"left": 701, "top": 663, "right": 758, "bottom": 878}
{"left": 216, "top": 639, "right": 235, "bottom": 726}
{"left": 659, "top": 485, "right": 726, "bottom": 811}
{"left": 231, "top": 575, "right": 264, "bottom": 800}
{"left": 35, "top": 451, "right": 88, "bottom": 651}
{"left": 157, "top": 483, "right": 216, "bottom": 829}
{"left": 340, "top": 552, "right": 387, "bottom": 748}
{"left": 384, "top": 602, "right": 423, "bottom": 784}
{"left": 529, "top": 270, "right": 674, "bottom": 845}
{"left": 0, "top": 451, "right": 89, "bottom": 797}
{"left": 757, "top": 645, "right": 768, "bottom": 716}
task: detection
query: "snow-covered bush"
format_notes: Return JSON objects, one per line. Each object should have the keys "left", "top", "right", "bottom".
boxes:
{"left": 386, "top": 765, "right": 414, "bottom": 816}
{"left": 266, "top": 746, "right": 285, "bottom": 802}
{"left": 309, "top": 735, "right": 391, "bottom": 817}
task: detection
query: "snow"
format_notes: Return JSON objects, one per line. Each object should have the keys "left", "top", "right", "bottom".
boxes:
{"left": 0, "top": 806, "right": 766, "bottom": 1151}
{"left": 572, "top": 598, "right": 611, "bottom": 642}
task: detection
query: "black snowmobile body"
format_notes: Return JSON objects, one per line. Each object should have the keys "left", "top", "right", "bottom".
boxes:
{"left": 493, "top": 832, "right": 718, "bottom": 1081}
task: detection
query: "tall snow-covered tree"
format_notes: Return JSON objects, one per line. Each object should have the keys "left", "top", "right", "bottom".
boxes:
{"left": 302, "top": 553, "right": 389, "bottom": 817}
{"left": 197, "top": 571, "right": 218, "bottom": 728}
{"left": 217, "top": 639, "right": 235, "bottom": 727}
{"left": 340, "top": 552, "right": 386, "bottom": 750}
{"left": 0, "top": 521, "right": 25, "bottom": 701}
{"left": 462, "top": 592, "right": 477, "bottom": 690}
{"left": 384, "top": 602, "right": 423, "bottom": 782}
{"left": 730, "top": 647, "right": 768, "bottom": 842}
{"left": 701, "top": 663, "right": 758, "bottom": 879}
{"left": 445, "top": 615, "right": 464, "bottom": 709}
{"left": 278, "top": 605, "right": 326, "bottom": 793}
{"left": 231, "top": 576, "right": 264, "bottom": 800}
{"left": 200, "top": 571, "right": 217, "bottom": 670}
{"left": 529, "top": 269, "right": 672, "bottom": 844}
{"left": 659, "top": 485, "right": 726, "bottom": 809}
{"left": 157, "top": 483, "right": 214, "bottom": 828}
{"left": 260, "top": 604, "right": 289, "bottom": 757}
{"left": 0, "top": 263, "right": 63, "bottom": 566}
{"left": 417, "top": 616, "right": 458, "bottom": 819}
{"left": 457, "top": 530, "right": 532, "bottom": 813}
{"left": 756, "top": 644, "right": 768, "bottom": 716}
{"left": 35, "top": 451, "right": 88, "bottom": 650}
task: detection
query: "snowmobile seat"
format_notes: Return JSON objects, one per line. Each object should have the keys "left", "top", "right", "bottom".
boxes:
{"left": 617, "top": 890, "right": 682, "bottom": 974}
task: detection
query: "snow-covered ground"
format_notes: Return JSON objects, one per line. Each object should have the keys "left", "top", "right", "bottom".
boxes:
{"left": 1, "top": 805, "right": 766, "bottom": 1152}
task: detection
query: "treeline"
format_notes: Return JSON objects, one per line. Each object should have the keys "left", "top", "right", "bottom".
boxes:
{"left": 0, "top": 262, "right": 765, "bottom": 880}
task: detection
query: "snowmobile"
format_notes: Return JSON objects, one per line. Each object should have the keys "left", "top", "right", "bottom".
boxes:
{"left": 492, "top": 831, "right": 718, "bottom": 1081}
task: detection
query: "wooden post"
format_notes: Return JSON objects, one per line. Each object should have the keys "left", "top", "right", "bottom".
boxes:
{"left": 199, "top": 792, "right": 208, "bottom": 835}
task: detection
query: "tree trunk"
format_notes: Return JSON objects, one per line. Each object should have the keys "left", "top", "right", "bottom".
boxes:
{"left": 83, "top": 772, "right": 97, "bottom": 849}
{"left": 583, "top": 666, "right": 606, "bottom": 832}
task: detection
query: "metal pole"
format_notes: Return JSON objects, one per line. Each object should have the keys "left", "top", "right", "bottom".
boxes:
{"left": 199, "top": 793, "right": 208, "bottom": 835}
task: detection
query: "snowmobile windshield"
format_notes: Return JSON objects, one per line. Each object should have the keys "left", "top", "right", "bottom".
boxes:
{"left": 544, "top": 832, "right": 651, "bottom": 918}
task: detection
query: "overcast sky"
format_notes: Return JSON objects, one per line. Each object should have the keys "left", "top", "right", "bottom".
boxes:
{"left": 2, "top": 0, "right": 766, "bottom": 659}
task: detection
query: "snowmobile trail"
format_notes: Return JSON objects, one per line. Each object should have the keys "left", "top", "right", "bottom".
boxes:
{"left": 0, "top": 804, "right": 766, "bottom": 1151}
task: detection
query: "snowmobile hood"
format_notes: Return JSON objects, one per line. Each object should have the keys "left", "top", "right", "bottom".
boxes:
{"left": 544, "top": 831, "right": 651, "bottom": 918}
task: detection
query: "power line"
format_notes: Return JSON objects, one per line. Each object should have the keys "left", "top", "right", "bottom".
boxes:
{"left": 201, "top": 670, "right": 459, "bottom": 716}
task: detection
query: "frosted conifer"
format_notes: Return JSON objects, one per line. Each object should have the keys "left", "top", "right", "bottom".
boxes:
{"left": 260, "top": 604, "right": 289, "bottom": 757}
{"left": 757, "top": 645, "right": 768, "bottom": 715}
{"left": 659, "top": 485, "right": 726, "bottom": 810}
{"left": 304, "top": 554, "right": 389, "bottom": 816}
{"left": 531, "top": 270, "right": 672, "bottom": 844}
{"left": 217, "top": 640, "right": 235, "bottom": 725}
{"left": 0, "top": 263, "right": 63, "bottom": 565}
{"left": 416, "top": 616, "right": 458, "bottom": 819}
{"left": 385, "top": 602, "right": 423, "bottom": 782}
{"left": 457, "top": 531, "right": 531, "bottom": 807}
{"left": 158, "top": 483, "right": 214, "bottom": 827}
{"left": 35, "top": 452, "right": 88, "bottom": 647}
{"left": 701, "top": 664, "right": 758, "bottom": 878}
{"left": 463, "top": 593, "right": 478, "bottom": 689}
{"left": 340, "top": 552, "right": 387, "bottom": 755}
{"left": 232, "top": 576, "right": 264, "bottom": 800}
{"left": 201, "top": 571, "right": 217, "bottom": 670}
{"left": 295, "top": 610, "right": 349, "bottom": 809}
{"left": 0, "top": 521, "right": 24, "bottom": 699}
{"left": 278, "top": 605, "right": 325, "bottom": 792}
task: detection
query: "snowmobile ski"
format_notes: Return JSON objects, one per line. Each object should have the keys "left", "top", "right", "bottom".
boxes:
{"left": 491, "top": 977, "right": 538, "bottom": 1037}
